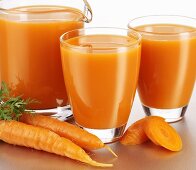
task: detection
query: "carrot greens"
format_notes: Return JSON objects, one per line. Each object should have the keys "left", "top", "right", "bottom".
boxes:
{"left": 0, "top": 81, "right": 35, "bottom": 121}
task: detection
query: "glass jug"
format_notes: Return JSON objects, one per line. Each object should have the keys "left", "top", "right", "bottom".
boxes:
{"left": 0, "top": 0, "right": 92, "bottom": 120}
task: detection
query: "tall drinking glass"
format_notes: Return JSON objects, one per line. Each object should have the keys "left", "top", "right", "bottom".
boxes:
{"left": 128, "top": 15, "right": 196, "bottom": 122}
{"left": 0, "top": 0, "right": 92, "bottom": 120}
{"left": 60, "top": 28, "right": 141, "bottom": 143}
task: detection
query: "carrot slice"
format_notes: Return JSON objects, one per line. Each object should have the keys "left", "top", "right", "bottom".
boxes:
{"left": 144, "top": 116, "right": 182, "bottom": 151}
{"left": 120, "top": 118, "right": 148, "bottom": 145}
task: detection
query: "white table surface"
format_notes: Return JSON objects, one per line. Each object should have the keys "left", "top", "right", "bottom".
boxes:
{"left": 0, "top": 87, "right": 195, "bottom": 170}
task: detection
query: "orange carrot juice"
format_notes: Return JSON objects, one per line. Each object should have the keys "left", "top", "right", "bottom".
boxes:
{"left": 0, "top": 6, "right": 84, "bottom": 109}
{"left": 61, "top": 34, "right": 141, "bottom": 129}
{"left": 136, "top": 24, "right": 196, "bottom": 109}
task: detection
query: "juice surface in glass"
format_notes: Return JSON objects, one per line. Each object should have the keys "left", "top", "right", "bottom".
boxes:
{"left": 0, "top": 6, "right": 84, "bottom": 109}
{"left": 61, "top": 34, "right": 141, "bottom": 129}
{"left": 137, "top": 24, "right": 196, "bottom": 109}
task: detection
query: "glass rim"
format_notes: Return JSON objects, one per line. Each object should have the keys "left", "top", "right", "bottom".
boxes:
{"left": 128, "top": 15, "right": 196, "bottom": 35}
{"left": 60, "top": 27, "right": 142, "bottom": 50}
{"left": 0, "top": 0, "right": 93, "bottom": 23}
{"left": 0, "top": 5, "right": 84, "bottom": 15}
{"left": 0, "top": 5, "right": 87, "bottom": 22}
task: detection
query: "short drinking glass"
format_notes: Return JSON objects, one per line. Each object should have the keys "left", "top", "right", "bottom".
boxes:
{"left": 128, "top": 15, "right": 196, "bottom": 122}
{"left": 60, "top": 27, "right": 141, "bottom": 143}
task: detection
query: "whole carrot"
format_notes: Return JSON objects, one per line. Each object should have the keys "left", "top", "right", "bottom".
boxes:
{"left": 0, "top": 120, "right": 112, "bottom": 167}
{"left": 20, "top": 114, "right": 116, "bottom": 156}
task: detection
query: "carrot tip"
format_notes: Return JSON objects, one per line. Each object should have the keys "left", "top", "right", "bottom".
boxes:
{"left": 104, "top": 145, "right": 118, "bottom": 157}
{"left": 89, "top": 160, "right": 113, "bottom": 167}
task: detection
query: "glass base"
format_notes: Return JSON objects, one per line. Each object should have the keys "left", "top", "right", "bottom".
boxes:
{"left": 78, "top": 124, "right": 126, "bottom": 144}
{"left": 142, "top": 105, "right": 187, "bottom": 123}
{"left": 27, "top": 105, "right": 73, "bottom": 121}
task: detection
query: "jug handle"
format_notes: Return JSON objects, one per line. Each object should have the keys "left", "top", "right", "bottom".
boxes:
{"left": 83, "top": 0, "right": 93, "bottom": 23}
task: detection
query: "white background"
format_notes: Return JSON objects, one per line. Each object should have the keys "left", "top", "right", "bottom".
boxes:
{"left": 87, "top": 0, "right": 196, "bottom": 122}
{"left": 88, "top": 0, "right": 196, "bottom": 28}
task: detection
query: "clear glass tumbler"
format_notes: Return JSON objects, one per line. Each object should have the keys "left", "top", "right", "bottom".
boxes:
{"left": 128, "top": 15, "right": 196, "bottom": 122}
{"left": 60, "top": 27, "right": 141, "bottom": 143}
{"left": 0, "top": 0, "right": 92, "bottom": 120}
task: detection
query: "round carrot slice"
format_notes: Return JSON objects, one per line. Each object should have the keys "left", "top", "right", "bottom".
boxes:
{"left": 120, "top": 118, "right": 148, "bottom": 145}
{"left": 144, "top": 116, "right": 182, "bottom": 151}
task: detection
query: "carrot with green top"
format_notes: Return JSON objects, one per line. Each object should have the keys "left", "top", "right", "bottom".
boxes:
{"left": 0, "top": 82, "right": 113, "bottom": 167}
{"left": 20, "top": 113, "right": 117, "bottom": 156}
{"left": 0, "top": 81, "right": 116, "bottom": 156}
{"left": 0, "top": 120, "right": 112, "bottom": 167}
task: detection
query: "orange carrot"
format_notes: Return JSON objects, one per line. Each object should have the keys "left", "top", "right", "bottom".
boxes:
{"left": 120, "top": 118, "right": 148, "bottom": 145}
{"left": 144, "top": 116, "right": 182, "bottom": 151}
{"left": 0, "top": 120, "right": 112, "bottom": 167}
{"left": 20, "top": 114, "right": 116, "bottom": 156}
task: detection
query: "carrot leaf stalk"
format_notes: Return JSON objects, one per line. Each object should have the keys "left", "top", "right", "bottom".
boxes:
{"left": 0, "top": 81, "right": 35, "bottom": 121}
